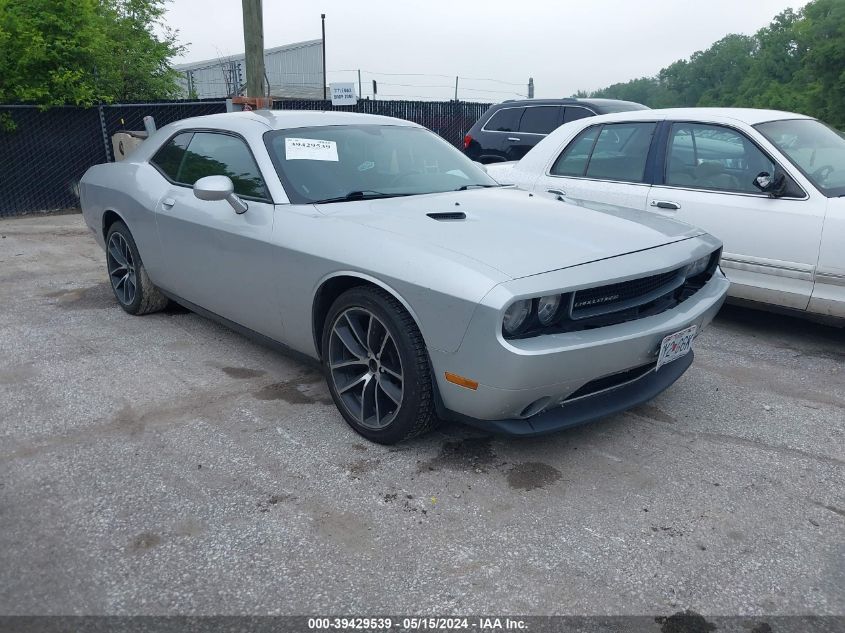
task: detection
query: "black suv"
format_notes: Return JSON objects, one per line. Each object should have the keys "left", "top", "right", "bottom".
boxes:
{"left": 463, "top": 98, "right": 649, "bottom": 164}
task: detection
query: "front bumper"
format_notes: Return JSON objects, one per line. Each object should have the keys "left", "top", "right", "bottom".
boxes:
{"left": 429, "top": 258, "right": 729, "bottom": 434}
{"left": 446, "top": 351, "right": 693, "bottom": 437}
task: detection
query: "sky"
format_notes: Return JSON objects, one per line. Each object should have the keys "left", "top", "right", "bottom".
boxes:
{"left": 164, "top": 0, "right": 809, "bottom": 102}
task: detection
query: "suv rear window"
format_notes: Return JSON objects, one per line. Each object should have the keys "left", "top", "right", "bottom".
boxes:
{"left": 484, "top": 108, "right": 522, "bottom": 132}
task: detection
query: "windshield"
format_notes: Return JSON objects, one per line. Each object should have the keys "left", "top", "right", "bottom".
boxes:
{"left": 755, "top": 118, "right": 845, "bottom": 197}
{"left": 264, "top": 124, "right": 498, "bottom": 204}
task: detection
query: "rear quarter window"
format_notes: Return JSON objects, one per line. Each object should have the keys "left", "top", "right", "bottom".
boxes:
{"left": 150, "top": 132, "right": 193, "bottom": 180}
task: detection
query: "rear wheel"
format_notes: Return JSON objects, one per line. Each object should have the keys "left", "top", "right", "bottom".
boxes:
{"left": 322, "top": 287, "right": 437, "bottom": 444}
{"left": 105, "top": 221, "right": 168, "bottom": 315}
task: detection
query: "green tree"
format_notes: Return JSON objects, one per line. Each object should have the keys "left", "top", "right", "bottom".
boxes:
{"left": 797, "top": 0, "right": 845, "bottom": 127}
{"left": 0, "top": 0, "right": 184, "bottom": 106}
{"left": 581, "top": 0, "right": 845, "bottom": 128}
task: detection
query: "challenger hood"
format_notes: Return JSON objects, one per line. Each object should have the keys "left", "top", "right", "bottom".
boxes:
{"left": 320, "top": 188, "right": 705, "bottom": 280}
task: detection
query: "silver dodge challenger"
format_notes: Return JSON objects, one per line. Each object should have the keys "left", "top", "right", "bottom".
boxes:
{"left": 80, "top": 110, "right": 729, "bottom": 444}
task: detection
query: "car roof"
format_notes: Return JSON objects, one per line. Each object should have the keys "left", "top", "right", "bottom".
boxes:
{"left": 164, "top": 110, "right": 422, "bottom": 134}
{"left": 493, "top": 98, "right": 648, "bottom": 111}
{"left": 581, "top": 107, "right": 814, "bottom": 126}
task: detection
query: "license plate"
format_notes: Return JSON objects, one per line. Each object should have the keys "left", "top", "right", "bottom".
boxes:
{"left": 656, "top": 325, "right": 697, "bottom": 370}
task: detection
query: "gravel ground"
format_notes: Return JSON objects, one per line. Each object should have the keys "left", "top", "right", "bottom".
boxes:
{"left": 0, "top": 213, "right": 843, "bottom": 616}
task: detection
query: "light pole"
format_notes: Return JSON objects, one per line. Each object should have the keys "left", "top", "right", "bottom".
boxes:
{"left": 321, "top": 14, "right": 327, "bottom": 100}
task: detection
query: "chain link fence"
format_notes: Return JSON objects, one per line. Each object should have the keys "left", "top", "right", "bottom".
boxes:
{"left": 273, "top": 99, "right": 491, "bottom": 148}
{"left": 0, "top": 99, "right": 491, "bottom": 216}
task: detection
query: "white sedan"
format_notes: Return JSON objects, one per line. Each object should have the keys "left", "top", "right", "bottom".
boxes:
{"left": 487, "top": 108, "right": 845, "bottom": 322}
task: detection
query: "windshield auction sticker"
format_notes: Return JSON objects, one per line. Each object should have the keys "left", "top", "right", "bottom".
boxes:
{"left": 285, "top": 138, "right": 339, "bottom": 161}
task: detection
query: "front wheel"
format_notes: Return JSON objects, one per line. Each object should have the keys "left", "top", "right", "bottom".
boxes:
{"left": 322, "top": 287, "right": 438, "bottom": 444}
{"left": 105, "top": 221, "right": 168, "bottom": 315}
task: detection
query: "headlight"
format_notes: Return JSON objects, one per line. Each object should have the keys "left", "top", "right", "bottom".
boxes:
{"left": 688, "top": 254, "right": 710, "bottom": 277}
{"left": 503, "top": 299, "right": 532, "bottom": 335}
{"left": 537, "top": 295, "right": 562, "bottom": 325}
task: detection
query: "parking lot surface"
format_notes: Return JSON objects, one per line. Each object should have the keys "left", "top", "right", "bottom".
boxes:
{"left": 1, "top": 214, "right": 843, "bottom": 616}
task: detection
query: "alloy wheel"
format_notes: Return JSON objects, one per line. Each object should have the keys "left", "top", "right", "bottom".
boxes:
{"left": 328, "top": 307, "right": 404, "bottom": 429}
{"left": 106, "top": 232, "right": 137, "bottom": 306}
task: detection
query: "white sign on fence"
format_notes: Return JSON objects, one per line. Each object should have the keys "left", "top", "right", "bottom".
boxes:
{"left": 330, "top": 83, "right": 358, "bottom": 106}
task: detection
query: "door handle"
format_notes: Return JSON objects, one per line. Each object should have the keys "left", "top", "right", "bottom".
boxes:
{"left": 651, "top": 200, "right": 680, "bottom": 210}
{"left": 161, "top": 197, "right": 175, "bottom": 209}
{"left": 507, "top": 137, "right": 521, "bottom": 142}
{"left": 547, "top": 189, "right": 566, "bottom": 199}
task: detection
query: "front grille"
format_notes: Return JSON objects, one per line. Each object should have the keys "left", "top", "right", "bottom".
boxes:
{"left": 505, "top": 251, "right": 721, "bottom": 339}
{"left": 571, "top": 268, "right": 686, "bottom": 319}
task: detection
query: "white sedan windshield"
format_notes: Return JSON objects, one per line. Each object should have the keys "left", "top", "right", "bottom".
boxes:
{"left": 756, "top": 118, "right": 845, "bottom": 197}
{"left": 264, "top": 125, "right": 498, "bottom": 204}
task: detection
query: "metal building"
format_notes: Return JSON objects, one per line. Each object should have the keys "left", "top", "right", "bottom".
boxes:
{"left": 174, "top": 39, "right": 324, "bottom": 99}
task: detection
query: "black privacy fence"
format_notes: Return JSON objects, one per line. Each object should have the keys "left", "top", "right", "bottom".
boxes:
{"left": 273, "top": 99, "right": 490, "bottom": 149}
{"left": 0, "top": 99, "right": 491, "bottom": 216}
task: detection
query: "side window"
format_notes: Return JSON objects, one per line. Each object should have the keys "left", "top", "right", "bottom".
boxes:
{"left": 518, "top": 106, "right": 561, "bottom": 134}
{"left": 550, "top": 126, "right": 600, "bottom": 177}
{"left": 551, "top": 122, "right": 656, "bottom": 183}
{"left": 665, "top": 123, "right": 776, "bottom": 193}
{"left": 563, "top": 107, "right": 594, "bottom": 123}
{"left": 484, "top": 108, "right": 523, "bottom": 132}
{"left": 585, "top": 122, "right": 656, "bottom": 182}
{"left": 150, "top": 132, "right": 193, "bottom": 180}
{"left": 178, "top": 132, "right": 269, "bottom": 200}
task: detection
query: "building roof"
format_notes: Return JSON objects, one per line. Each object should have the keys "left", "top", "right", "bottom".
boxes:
{"left": 174, "top": 39, "right": 322, "bottom": 72}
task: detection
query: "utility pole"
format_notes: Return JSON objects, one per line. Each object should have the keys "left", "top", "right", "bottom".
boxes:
{"left": 242, "top": 0, "right": 265, "bottom": 99}
{"left": 358, "top": 69, "right": 362, "bottom": 100}
{"left": 321, "top": 14, "right": 327, "bottom": 100}
{"left": 528, "top": 77, "right": 534, "bottom": 99}
{"left": 454, "top": 76, "right": 459, "bottom": 101}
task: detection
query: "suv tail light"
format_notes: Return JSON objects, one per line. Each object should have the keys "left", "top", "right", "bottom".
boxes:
{"left": 463, "top": 134, "right": 472, "bottom": 150}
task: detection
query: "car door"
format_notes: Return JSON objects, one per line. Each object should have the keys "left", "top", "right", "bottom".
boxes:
{"left": 647, "top": 121, "right": 825, "bottom": 310}
{"left": 150, "top": 130, "right": 283, "bottom": 339}
{"left": 534, "top": 121, "right": 658, "bottom": 212}
{"left": 509, "top": 105, "right": 563, "bottom": 160}
{"left": 479, "top": 106, "right": 524, "bottom": 163}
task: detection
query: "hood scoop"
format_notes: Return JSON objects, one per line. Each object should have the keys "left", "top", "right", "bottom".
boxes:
{"left": 426, "top": 211, "right": 466, "bottom": 221}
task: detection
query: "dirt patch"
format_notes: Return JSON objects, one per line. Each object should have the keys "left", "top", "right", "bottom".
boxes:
{"left": 252, "top": 373, "right": 331, "bottom": 405}
{"left": 346, "top": 458, "right": 381, "bottom": 479}
{"left": 221, "top": 366, "right": 266, "bottom": 379}
{"left": 253, "top": 381, "right": 315, "bottom": 404}
{"left": 0, "top": 363, "right": 38, "bottom": 386}
{"left": 258, "top": 493, "right": 297, "bottom": 512}
{"left": 506, "top": 462, "right": 562, "bottom": 491}
{"left": 417, "top": 436, "right": 496, "bottom": 473}
{"left": 129, "top": 532, "right": 161, "bottom": 551}
{"left": 44, "top": 283, "right": 112, "bottom": 310}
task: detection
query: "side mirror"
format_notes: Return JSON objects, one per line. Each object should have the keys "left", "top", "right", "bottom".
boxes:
{"left": 193, "top": 175, "right": 248, "bottom": 214}
{"left": 752, "top": 171, "right": 786, "bottom": 198}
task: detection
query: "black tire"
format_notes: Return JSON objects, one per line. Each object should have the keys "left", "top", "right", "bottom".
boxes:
{"left": 105, "top": 220, "right": 168, "bottom": 315}
{"left": 321, "top": 286, "right": 438, "bottom": 444}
